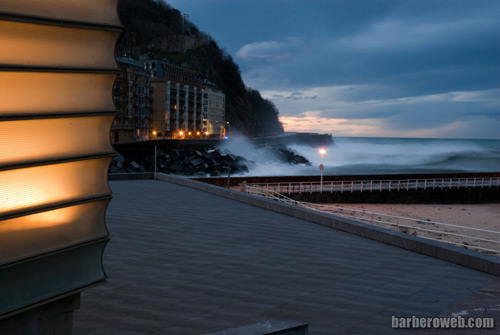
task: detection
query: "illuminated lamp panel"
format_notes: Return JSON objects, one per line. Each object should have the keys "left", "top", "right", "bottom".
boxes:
{"left": 0, "top": 199, "right": 109, "bottom": 266}
{"left": 0, "top": 157, "right": 111, "bottom": 215}
{"left": 0, "top": 0, "right": 119, "bottom": 319}
{"left": 0, "top": 115, "right": 114, "bottom": 166}
{"left": 0, "top": 0, "right": 120, "bottom": 26}
{"left": 0, "top": 72, "right": 116, "bottom": 114}
{"left": 0, "top": 21, "right": 119, "bottom": 68}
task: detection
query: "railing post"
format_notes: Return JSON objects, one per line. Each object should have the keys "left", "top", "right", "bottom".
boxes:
{"left": 407, "top": 180, "right": 409, "bottom": 191}
{"left": 361, "top": 181, "right": 363, "bottom": 192}
{"left": 477, "top": 230, "right": 481, "bottom": 252}
{"left": 424, "top": 179, "right": 427, "bottom": 190}
{"left": 389, "top": 180, "right": 391, "bottom": 192}
{"left": 341, "top": 181, "right": 344, "bottom": 193}
{"left": 370, "top": 180, "right": 372, "bottom": 192}
{"left": 351, "top": 181, "right": 354, "bottom": 193}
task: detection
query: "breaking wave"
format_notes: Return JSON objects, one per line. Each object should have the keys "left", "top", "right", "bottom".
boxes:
{"left": 219, "top": 136, "right": 500, "bottom": 176}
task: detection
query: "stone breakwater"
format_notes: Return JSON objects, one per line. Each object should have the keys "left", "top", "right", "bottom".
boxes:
{"left": 109, "top": 144, "right": 310, "bottom": 176}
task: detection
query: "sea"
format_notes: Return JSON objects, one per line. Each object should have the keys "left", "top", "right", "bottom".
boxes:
{"left": 219, "top": 136, "right": 500, "bottom": 176}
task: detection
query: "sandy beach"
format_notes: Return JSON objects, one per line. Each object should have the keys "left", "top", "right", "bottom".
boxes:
{"left": 323, "top": 203, "right": 500, "bottom": 254}
{"left": 327, "top": 203, "right": 500, "bottom": 232}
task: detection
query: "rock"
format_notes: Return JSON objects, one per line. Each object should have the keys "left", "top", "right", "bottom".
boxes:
{"left": 114, "top": 151, "right": 125, "bottom": 164}
{"left": 190, "top": 158, "right": 204, "bottom": 167}
{"left": 183, "top": 156, "right": 194, "bottom": 164}
{"left": 110, "top": 143, "right": 308, "bottom": 177}
{"left": 130, "top": 161, "right": 140, "bottom": 170}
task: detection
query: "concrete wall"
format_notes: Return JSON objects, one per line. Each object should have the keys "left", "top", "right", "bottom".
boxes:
{"left": 287, "top": 187, "right": 500, "bottom": 204}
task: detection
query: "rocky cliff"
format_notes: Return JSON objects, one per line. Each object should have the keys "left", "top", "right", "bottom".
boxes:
{"left": 117, "top": 0, "right": 284, "bottom": 137}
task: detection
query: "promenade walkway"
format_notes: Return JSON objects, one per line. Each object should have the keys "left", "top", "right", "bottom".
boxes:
{"left": 246, "top": 177, "right": 500, "bottom": 195}
{"left": 73, "top": 179, "right": 498, "bottom": 335}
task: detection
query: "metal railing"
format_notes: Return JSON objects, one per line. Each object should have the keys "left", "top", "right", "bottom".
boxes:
{"left": 245, "top": 177, "right": 500, "bottom": 194}
{"left": 242, "top": 184, "right": 500, "bottom": 256}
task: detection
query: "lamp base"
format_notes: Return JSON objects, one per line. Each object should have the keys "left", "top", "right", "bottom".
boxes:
{"left": 0, "top": 294, "right": 80, "bottom": 335}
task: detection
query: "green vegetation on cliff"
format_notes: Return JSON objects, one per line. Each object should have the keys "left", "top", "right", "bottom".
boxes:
{"left": 117, "top": 0, "right": 284, "bottom": 136}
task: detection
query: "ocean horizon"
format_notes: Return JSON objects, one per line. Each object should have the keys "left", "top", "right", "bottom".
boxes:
{"left": 220, "top": 136, "right": 500, "bottom": 177}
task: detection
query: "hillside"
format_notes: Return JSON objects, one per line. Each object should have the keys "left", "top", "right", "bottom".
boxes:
{"left": 116, "top": 0, "right": 284, "bottom": 137}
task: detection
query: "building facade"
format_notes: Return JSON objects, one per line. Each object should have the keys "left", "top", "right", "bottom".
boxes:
{"left": 201, "top": 87, "right": 226, "bottom": 137}
{"left": 113, "top": 57, "right": 224, "bottom": 141}
{"left": 162, "top": 62, "right": 203, "bottom": 138}
{"left": 112, "top": 57, "right": 151, "bottom": 143}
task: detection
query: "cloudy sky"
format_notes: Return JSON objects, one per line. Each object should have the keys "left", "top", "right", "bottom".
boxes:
{"left": 166, "top": 0, "right": 500, "bottom": 139}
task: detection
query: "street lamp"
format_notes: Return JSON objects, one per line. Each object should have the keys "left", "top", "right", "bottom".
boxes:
{"left": 319, "top": 148, "right": 326, "bottom": 193}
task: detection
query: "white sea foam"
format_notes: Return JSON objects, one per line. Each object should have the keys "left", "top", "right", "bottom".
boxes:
{"left": 219, "top": 136, "right": 500, "bottom": 176}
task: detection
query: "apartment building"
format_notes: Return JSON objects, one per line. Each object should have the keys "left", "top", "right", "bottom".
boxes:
{"left": 113, "top": 57, "right": 224, "bottom": 141}
{"left": 147, "top": 60, "right": 203, "bottom": 139}
{"left": 112, "top": 57, "right": 151, "bottom": 142}
{"left": 201, "top": 86, "right": 226, "bottom": 137}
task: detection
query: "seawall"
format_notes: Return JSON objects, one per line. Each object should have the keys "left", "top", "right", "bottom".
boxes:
{"left": 194, "top": 172, "right": 500, "bottom": 204}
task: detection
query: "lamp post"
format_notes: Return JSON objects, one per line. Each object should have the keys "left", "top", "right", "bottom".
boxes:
{"left": 319, "top": 148, "right": 326, "bottom": 193}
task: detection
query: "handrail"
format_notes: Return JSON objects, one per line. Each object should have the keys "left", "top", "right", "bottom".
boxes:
{"left": 241, "top": 184, "right": 500, "bottom": 256}
{"left": 245, "top": 177, "right": 500, "bottom": 194}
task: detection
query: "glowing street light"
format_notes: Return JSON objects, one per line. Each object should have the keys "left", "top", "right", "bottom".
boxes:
{"left": 319, "top": 148, "right": 326, "bottom": 193}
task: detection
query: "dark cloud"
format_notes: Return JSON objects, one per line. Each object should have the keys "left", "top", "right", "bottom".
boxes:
{"left": 167, "top": 0, "right": 500, "bottom": 138}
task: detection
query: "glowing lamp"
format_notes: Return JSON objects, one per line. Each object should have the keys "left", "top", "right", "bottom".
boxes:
{"left": 318, "top": 148, "right": 327, "bottom": 192}
{"left": 0, "top": 0, "right": 120, "bottom": 325}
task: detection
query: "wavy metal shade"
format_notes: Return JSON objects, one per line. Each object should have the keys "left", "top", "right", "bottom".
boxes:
{"left": 0, "top": 0, "right": 120, "bottom": 317}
